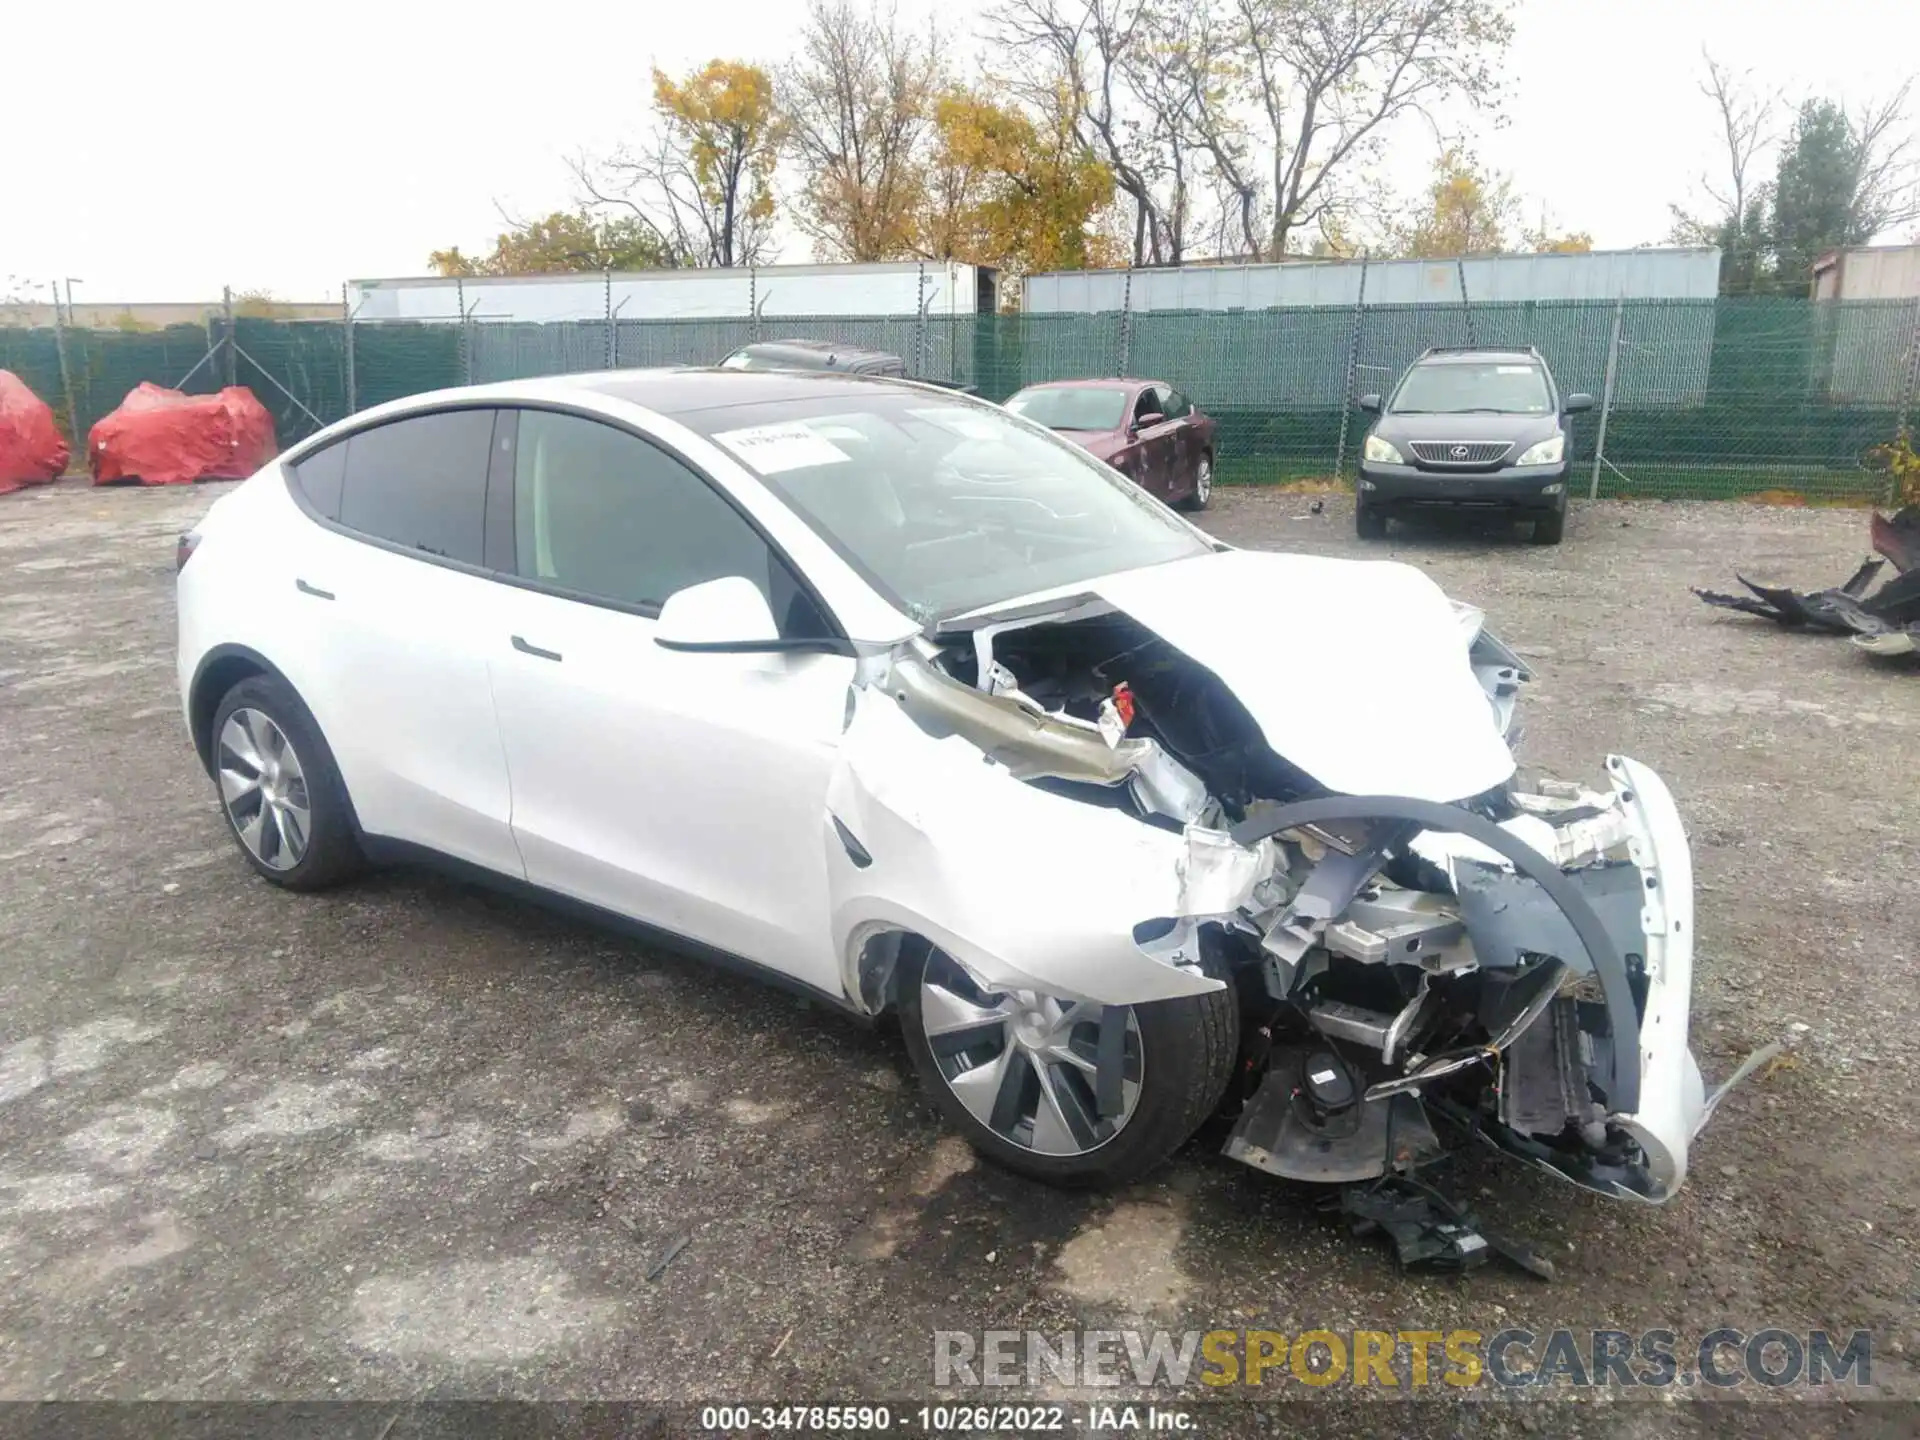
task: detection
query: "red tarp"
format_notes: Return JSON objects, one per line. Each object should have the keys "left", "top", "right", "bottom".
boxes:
{"left": 88, "top": 383, "right": 277, "bottom": 486}
{"left": 0, "top": 370, "right": 69, "bottom": 495}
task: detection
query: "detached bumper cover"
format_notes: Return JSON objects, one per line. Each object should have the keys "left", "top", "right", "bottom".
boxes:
{"left": 1233, "top": 755, "right": 1707, "bottom": 1203}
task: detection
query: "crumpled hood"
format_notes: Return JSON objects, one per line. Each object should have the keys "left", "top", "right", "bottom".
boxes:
{"left": 1087, "top": 549, "right": 1517, "bottom": 803}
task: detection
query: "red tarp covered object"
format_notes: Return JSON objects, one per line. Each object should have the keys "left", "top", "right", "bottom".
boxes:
{"left": 88, "top": 383, "right": 278, "bottom": 486}
{"left": 0, "top": 370, "right": 69, "bottom": 495}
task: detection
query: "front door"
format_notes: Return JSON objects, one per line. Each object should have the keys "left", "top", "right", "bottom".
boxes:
{"left": 1128, "top": 385, "right": 1180, "bottom": 500}
{"left": 484, "top": 407, "right": 853, "bottom": 995}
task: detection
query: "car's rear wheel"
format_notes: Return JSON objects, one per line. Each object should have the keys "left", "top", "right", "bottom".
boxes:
{"left": 1355, "top": 502, "right": 1388, "bottom": 539}
{"left": 1531, "top": 498, "right": 1566, "bottom": 546}
{"left": 1180, "top": 453, "right": 1213, "bottom": 511}
{"left": 210, "top": 675, "right": 363, "bottom": 891}
{"left": 899, "top": 943, "right": 1237, "bottom": 1188}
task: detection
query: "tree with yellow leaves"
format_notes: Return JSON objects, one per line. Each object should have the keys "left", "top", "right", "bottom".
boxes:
{"left": 1387, "top": 148, "right": 1592, "bottom": 258}
{"left": 572, "top": 59, "right": 784, "bottom": 268}
{"left": 919, "top": 87, "right": 1119, "bottom": 275}
{"left": 428, "top": 211, "right": 678, "bottom": 277}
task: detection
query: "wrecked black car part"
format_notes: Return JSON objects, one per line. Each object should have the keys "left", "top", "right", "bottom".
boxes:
{"left": 1694, "top": 503, "right": 1920, "bottom": 658}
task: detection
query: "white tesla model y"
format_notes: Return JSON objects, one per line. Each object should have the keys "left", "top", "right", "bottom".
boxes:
{"left": 177, "top": 368, "right": 1728, "bottom": 1226}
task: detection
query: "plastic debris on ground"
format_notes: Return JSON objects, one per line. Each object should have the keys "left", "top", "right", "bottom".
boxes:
{"left": 1692, "top": 504, "right": 1920, "bottom": 660}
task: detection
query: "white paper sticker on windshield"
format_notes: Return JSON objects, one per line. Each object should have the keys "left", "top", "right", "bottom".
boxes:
{"left": 1496, "top": 365, "right": 1533, "bottom": 374}
{"left": 712, "top": 422, "right": 850, "bottom": 473}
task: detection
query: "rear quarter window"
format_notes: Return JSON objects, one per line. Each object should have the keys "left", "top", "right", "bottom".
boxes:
{"left": 289, "top": 441, "right": 347, "bottom": 521}
{"left": 335, "top": 409, "right": 496, "bottom": 566}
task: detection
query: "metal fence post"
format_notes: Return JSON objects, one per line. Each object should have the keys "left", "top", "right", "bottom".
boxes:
{"left": 748, "top": 268, "right": 758, "bottom": 342}
{"left": 1117, "top": 267, "right": 1134, "bottom": 377}
{"left": 1455, "top": 259, "right": 1474, "bottom": 345}
{"left": 222, "top": 286, "right": 236, "bottom": 387}
{"left": 1899, "top": 295, "right": 1920, "bottom": 443}
{"left": 1332, "top": 253, "right": 1372, "bottom": 482}
{"left": 456, "top": 276, "right": 470, "bottom": 384}
{"left": 49, "top": 282, "right": 80, "bottom": 455}
{"left": 913, "top": 263, "right": 928, "bottom": 379}
{"left": 341, "top": 283, "right": 356, "bottom": 417}
{"left": 1589, "top": 298, "right": 1624, "bottom": 501}
{"left": 604, "top": 269, "right": 614, "bottom": 369}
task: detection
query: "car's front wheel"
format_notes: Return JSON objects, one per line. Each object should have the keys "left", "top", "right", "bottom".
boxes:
{"left": 1355, "top": 502, "right": 1388, "bottom": 539}
{"left": 209, "top": 674, "right": 363, "bottom": 890}
{"left": 899, "top": 943, "right": 1237, "bottom": 1188}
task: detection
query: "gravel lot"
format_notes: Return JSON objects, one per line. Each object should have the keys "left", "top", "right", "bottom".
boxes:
{"left": 1, "top": 480, "right": 1915, "bottom": 1433}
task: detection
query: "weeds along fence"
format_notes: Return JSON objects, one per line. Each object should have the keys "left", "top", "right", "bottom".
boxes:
{"left": 4, "top": 295, "right": 1916, "bottom": 500}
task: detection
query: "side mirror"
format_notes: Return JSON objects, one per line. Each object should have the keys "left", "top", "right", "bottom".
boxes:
{"left": 1131, "top": 410, "right": 1165, "bottom": 433}
{"left": 655, "top": 576, "right": 779, "bottom": 652}
{"left": 1358, "top": 394, "right": 1382, "bottom": 414}
{"left": 1563, "top": 393, "right": 1595, "bottom": 414}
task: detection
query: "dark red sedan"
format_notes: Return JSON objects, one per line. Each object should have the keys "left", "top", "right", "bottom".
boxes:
{"left": 1004, "top": 379, "right": 1216, "bottom": 510}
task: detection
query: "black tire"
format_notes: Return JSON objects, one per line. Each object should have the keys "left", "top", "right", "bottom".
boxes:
{"left": 1355, "top": 502, "right": 1388, "bottom": 539}
{"left": 898, "top": 940, "right": 1239, "bottom": 1188}
{"left": 208, "top": 674, "right": 364, "bottom": 891}
{"left": 1530, "top": 500, "right": 1566, "bottom": 546}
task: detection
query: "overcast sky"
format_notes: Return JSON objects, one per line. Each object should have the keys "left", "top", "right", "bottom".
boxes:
{"left": 5, "top": 0, "right": 1914, "bottom": 301}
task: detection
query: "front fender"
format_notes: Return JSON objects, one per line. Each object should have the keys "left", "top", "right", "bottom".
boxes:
{"left": 825, "top": 687, "right": 1236, "bottom": 1012}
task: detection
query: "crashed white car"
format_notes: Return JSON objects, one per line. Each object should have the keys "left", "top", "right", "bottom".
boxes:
{"left": 175, "top": 369, "right": 1727, "bottom": 1231}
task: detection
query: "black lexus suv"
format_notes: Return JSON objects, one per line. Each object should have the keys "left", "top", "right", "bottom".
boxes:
{"left": 1354, "top": 346, "right": 1593, "bottom": 545}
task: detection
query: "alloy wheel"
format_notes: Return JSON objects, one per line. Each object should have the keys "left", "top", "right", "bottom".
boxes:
{"left": 918, "top": 950, "right": 1143, "bottom": 1156}
{"left": 1194, "top": 456, "right": 1212, "bottom": 504}
{"left": 217, "top": 708, "right": 312, "bottom": 871}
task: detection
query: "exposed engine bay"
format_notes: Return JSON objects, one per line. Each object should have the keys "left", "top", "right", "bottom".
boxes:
{"left": 837, "top": 551, "right": 1749, "bottom": 1270}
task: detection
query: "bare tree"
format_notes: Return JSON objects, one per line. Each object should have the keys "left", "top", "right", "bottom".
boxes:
{"left": 993, "top": 0, "right": 1199, "bottom": 266}
{"left": 1228, "top": 0, "right": 1513, "bottom": 259}
{"left": 782, "top": 0, "right": 945, "bottom": 262}
{"left": 1850, "top": 79, "right": 1920, "bottom": 236}
{"left": 1161, "top": 5, "right": 1268, "bottom": 261}
{"left": 1667, "top": 52, "right": 1777, "bottom": 259}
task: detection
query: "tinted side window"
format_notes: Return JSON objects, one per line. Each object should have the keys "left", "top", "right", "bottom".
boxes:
{"left": 291, "top": 441, "right": 347, "bottom": 520}
{"left": 1162, "top": 389, "right": 1191, "bottom": 419}
{"left": 1132, "top": 389, "right": 1161, "bottom": 424}
{"left": 337, "top": 410, "right": 495, "bottom": 565}
{"left": 512, "top": 410, "right": 830, "bottom": 635}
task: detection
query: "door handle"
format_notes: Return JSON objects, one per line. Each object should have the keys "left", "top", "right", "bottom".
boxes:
{"left": 295, "top": 578, "right": 335, "bottom": 600}
{"left": 511, "top": 635, "right": 563, "bottom": 662}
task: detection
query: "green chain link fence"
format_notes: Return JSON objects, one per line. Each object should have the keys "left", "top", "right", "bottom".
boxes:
{"left": 5, "top": 295, "right": 1915, "bottom": 499}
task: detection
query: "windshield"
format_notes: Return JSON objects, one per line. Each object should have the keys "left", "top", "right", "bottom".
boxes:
{"left": 690, "top": 392, "right": 1210, "bottom": 621}
{"left": 1004, "top": 386, "right": 1130, "bottom": 431}
{"left": 1390, "top": 361, "right": 1552, "bottom": 415}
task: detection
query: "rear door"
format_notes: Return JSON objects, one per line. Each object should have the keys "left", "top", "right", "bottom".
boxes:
{"left": 288, "top": 408, "right": 524, "bottom": 878}
{"left": 484, "top": 407, "right": 853, "bottom": 994}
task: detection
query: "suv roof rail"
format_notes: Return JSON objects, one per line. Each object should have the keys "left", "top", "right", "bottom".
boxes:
{"left": 1416, "top": 344, "right": 1542, "bottom": 358}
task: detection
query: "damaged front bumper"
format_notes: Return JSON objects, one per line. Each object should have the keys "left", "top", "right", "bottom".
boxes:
{"left": 1226, "top": 756, "right": 1708, "bottom": 1204}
